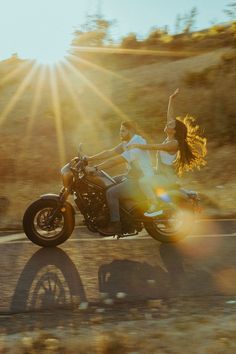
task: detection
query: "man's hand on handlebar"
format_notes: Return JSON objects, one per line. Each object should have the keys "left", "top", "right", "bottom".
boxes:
{"left": 71, "top": 157, "right": 79, "bottom": 163}
{"left": 85, "top": 166, "right": 97, "bottom": 174}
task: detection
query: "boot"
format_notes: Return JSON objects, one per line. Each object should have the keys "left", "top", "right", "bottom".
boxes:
{"left": 98, "top": 221, "right": 122, "bottom": 236}
{"left": 144, "top": 203, "right": 163, "bottom": 217}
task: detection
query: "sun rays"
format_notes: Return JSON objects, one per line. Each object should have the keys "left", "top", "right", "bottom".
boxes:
{"left": 17, "top": 65, "right": 47, "bottom": 163}
{"left": 68, "top": 53, "right": 133, "bottom": 84}
{"left": 0, "top": 45, "right": 200, "bottom": 166}
{"left": 62, "top": 58, "right": 130, "bottom": 122}
{"left": 55, "top": 63, "right": 104, "bottom": 141}
{"left": 0, "top": 60, "right": 33, "bottom": 87}
{"left": 49, "top": 66, "right": 66, "bottom": 166}
{"left": 0, "top": 61, "right": 39, "bottom": 127}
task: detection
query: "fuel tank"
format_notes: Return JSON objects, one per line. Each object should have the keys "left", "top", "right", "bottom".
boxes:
{"left": 85, "top": 173, "right": 115, "bottom": 188}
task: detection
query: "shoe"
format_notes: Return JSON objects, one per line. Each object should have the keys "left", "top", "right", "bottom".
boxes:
{"left": 144, "top": 204, "right": 163, "bottom": 218}
{"left": 98, "top": 221, "right": 122, "bottom": 236}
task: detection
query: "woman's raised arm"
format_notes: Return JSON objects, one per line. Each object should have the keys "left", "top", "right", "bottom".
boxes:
{"left": 167, "top": 88, "right": 179, "bottom": 125}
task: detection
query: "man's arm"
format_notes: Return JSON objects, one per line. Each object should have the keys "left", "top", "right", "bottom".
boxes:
{"left": 86, "top": 155, "right": 126, "bottom": 173}
{"left": 96, "top": 155, "right": 126, "bottom": 170}
{"left": 87, "top": 144, "right": 123, "bottom": 162}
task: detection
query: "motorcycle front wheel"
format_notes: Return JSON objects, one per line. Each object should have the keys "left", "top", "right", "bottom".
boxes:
{"left": 144, "top": 205, "right": 195, "bottom": 243}
{"left": 23, "top": 199, "right": 75, "bottom": 247}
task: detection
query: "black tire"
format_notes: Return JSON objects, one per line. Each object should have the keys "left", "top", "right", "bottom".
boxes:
{"left": 23, "top": 199, "right": 75, "bottom": 247}
{"left": 144, "top": 205, "right": 195, "bottom": 243}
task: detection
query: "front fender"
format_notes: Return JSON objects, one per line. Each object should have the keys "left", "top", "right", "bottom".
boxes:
{"left": 40, "top": 194, "right": 75, "bottom": 215}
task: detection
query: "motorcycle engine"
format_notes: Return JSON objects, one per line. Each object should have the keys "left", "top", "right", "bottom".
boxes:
{"left": 79, "top": 187, "right": 109, "bottom": 229}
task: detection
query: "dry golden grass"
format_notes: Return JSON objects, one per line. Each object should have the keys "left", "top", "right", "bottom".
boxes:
{"left": 0, "top": 46, "right": 236, "bottom": 227}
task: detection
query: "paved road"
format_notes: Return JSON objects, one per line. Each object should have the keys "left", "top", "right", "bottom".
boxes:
{"left": 0, "top": 219, "right": 236, "bottom": 314}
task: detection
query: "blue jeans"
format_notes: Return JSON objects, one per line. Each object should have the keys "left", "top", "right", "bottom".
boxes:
{"left": 106, "top": 179, "right": 140, "bottom": 222}
{"left": 139, "top": 173, "right": 178, "bottom": 202}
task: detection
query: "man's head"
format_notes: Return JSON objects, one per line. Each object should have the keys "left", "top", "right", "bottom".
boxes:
{"left": 120, "top": 121, "right": 137, "bottom": 142}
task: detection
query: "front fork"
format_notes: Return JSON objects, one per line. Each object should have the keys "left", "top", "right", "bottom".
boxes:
{"left": 47, "top": 188, "right": 71, "bottom": 223}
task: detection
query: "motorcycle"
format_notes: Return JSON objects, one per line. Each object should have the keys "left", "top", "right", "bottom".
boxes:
{"left": 23, "top": 146, "right": 201, "bottom": 247}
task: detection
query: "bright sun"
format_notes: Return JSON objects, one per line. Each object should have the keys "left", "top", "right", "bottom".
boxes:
{"left": 23, "top": 31, "right": 71, "bottom": 66}
{"left": 33, "top": 46, "right": 69, "bottom": 66}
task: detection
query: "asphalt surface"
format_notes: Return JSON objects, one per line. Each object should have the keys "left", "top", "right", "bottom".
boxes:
{"left": 0, "top": 219, "right": 236, "bottom": 315}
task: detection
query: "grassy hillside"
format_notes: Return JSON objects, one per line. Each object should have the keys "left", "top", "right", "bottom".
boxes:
{"left": 0, "top": 44, "right": 236, "bottom": 227}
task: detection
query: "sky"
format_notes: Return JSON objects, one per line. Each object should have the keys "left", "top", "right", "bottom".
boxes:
{"left": 0, "top": 0, "right": 232, "bottom": 63}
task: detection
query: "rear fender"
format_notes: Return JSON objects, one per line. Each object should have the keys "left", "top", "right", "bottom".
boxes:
{"left": 164, "top": 190, "right": 190, "bottom": 206}
{"left": 40, "top": 194, "right": 75, "bottom": 215}
{"left": 164, "top": 190, "right": 201, "bottom": 214}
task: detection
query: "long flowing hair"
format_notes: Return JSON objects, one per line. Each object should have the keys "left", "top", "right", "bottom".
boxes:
{"left": 173, "top": 116, "right": 207, "bottom": 176}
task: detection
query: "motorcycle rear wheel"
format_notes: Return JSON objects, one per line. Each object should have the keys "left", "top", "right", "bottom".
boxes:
{"left": 23, "top": 199, "right": 75, "bottom": 247}
{"left": 144, "top": 205, "right": 195, "bottom": 243}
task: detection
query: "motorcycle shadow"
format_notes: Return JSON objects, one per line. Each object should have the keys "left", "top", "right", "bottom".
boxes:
{"left": 99, "top": 241, "right": 218, "bottom": 300}
{"left": 10, "top": 247, "right": 87, "bottom": 313}
{"left": 98, "top": 244, "right": 185, "bottom": 301}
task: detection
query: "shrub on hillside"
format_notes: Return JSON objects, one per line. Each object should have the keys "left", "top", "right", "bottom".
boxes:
{"left": 191, "top": 32, "right": 207, "bottom": 41}
{"left": 221, "top": 50, "right": 236, "bottom": 64}
{"left": 121, "top": 33, "right": 140, "bottom": 49}
{"left": 229, "top": 21, "right": 236, "bottom": 36}
{"left": 208, "top": 24, "right": 228, "bottom": 36}
{"left": 159, "top": 34, "right": 173, "bottom": 43}
{"left": 144, "top": 28, "right": 173, "bottom": 46}
{"left": 184, "top": 66, "right": 216, "bottom": 87}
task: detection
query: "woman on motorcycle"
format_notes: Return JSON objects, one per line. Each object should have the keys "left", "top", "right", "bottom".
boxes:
{"left": 127, "top": 88, "right": 207, "bottom": 217}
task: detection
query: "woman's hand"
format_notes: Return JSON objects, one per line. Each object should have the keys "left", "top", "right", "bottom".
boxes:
{"left": 170, "top": 88, "right": 179, "bottom": 99}
{"left": 126, "top": 143, "right": 141, "bottom": 150}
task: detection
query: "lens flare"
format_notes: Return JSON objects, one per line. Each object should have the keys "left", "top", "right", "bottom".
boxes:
{"left": 214, "top": 268, "right": 236, "bottom": 295}
{"left": 178, "top": 221, "right": 222, "bottom": 259}
{"left": 155, "top": 188, "right": 171, "bottom": 203}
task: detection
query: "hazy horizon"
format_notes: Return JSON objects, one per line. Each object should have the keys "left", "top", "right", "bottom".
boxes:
{"left": 0, "top": 0, "right": 233, "bottom": 63}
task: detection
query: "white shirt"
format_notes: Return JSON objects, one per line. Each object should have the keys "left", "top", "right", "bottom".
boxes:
{"left": 159, "top": 150, "right": 177, "bottom": 165}
{"left": 121, "top": 135, "right": 154, "bottom": 177}
{"left": 158, "top": 138, "right": 177, "bottom": 165}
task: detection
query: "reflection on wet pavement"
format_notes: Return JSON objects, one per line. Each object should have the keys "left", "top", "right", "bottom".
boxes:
{"left": 0, "top": 228, "right": 236, "bottom": 314}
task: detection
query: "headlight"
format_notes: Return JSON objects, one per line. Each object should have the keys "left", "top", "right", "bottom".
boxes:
{"left": 61, "top": 163, "right": 73, "bottom": 188}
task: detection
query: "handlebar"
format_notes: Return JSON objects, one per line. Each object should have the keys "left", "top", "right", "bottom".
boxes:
{"left": 69, "top": 156, "right": 88, "bottom": 175}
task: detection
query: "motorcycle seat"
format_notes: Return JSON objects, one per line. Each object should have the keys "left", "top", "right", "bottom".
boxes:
{"left": 165, "top": 183, "right": 181, "bottom": 190}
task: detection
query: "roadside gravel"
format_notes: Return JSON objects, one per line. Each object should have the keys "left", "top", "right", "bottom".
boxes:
{"left": 1, "top": 296, "right": 236, "bottom": 353}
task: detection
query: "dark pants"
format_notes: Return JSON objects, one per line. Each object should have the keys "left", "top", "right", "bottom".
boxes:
{"left": 106, "top": 178, "right": 140, "bottom": 222}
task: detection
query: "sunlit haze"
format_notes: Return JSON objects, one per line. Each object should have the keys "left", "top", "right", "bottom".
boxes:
{"left": 0, "top": 0, "right": 231, "bottom": 64}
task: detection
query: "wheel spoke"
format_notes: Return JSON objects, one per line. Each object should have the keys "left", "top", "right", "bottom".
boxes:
{"left": 153, "top": 208, "right": 190, "bottom": 236}
{"left": 33, "top": 207, "right": 64, "bottom": 240}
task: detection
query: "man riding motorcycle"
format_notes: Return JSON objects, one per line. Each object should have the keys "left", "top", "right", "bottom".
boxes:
{"left": 86, "top": 120, "right": 155, "bottom": 236}
{"left": 23, "top": 120, "right": 201, "bottom": 247}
